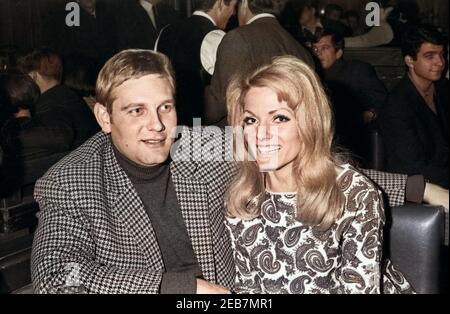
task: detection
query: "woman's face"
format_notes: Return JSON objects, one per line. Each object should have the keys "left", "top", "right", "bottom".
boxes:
{"left": 242, "top": 87, "right": 301, "bottom": 173}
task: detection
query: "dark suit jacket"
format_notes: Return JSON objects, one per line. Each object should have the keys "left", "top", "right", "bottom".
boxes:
{"left": 35, "top": 85, "right": 99, "bottom": 150}
{"left": 379, "top": 76, "right": 449, "bottom": 188}
{"left": 325, "top": 59, "right": 387, "bottom": 162}
{"left": 205, "top": 17, "right": 314, "bottom": 126}
{"left": 55, "top": 0, "right": 117, "bottom": 64}
{"left": 115, "top": 0, "right": 179, "bottom": 51}
{"left": 157, "top": 15, "right": 218, "bottom": 126}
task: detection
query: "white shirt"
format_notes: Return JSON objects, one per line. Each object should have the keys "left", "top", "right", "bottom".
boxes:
{"left": 155, "top": 10, "right": 226, "bottom": 75}
{"left": 139, "top": 0, "right": 157, "bottom": 29}
{"left": 246, "top": 13, "right": 276, "bottom": 25}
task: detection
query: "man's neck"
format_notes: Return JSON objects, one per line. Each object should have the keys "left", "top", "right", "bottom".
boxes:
{"left": 40, "top": 80, "right": 59, "bottom": 94}
{"left": 408, "top": 71, "right": 434, "bottom": 96}
{"left": 205, "top": 9, "right": 220, "bottom": 27}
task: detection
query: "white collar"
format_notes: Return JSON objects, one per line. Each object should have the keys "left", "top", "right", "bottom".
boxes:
{"left": 193, "top": 10, "right": 217, "bottom": 27}
{"left": 139, "top": 0, "right": 153, "bottom": 10}
{"left": 246, "top": 13, "right": 276, "bottom": 25}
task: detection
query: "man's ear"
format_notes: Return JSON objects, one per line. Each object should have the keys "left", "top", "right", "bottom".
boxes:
{"left": 336, "top": 49, "right": 344, "bottom": 60}
{"left": 405, "top": 55, "right": 414, "bottom": 69}
{"left": 94, "top": 102, "right": 112, "bottom": 134}
{"left": 28, "top": 71, "right": 37, "bottom": 82}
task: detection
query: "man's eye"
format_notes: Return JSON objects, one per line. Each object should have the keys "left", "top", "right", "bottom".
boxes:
{"left": 273, "top": 115, "right": 290, "bottom": 123}
{"left": 243, "top": 117, "right": 257, "bottom": 125}
{"left": 159, "top": 104, "right": 173, "bottom": 113}
{"left": 129, "top": 108, "right": 143, "bottom": 116}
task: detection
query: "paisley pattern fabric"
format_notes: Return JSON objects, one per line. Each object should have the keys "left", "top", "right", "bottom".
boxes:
{"left": 225, "top": 164, "right": 414, "bottom": 294}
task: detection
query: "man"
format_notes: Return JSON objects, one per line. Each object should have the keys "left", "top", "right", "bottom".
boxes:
{"left": 31, "top": 50, "right": 234, "bottom": 294}
{"left": 18, "top": 49, "right": 99, "bottom": 150}
{"left": 379, "top": 25, "right": 448, "bottom": 189}
{"left": 204, "top": 0, "right": 314, "bottom": 126}
{"left": 157, "top": 0, "right": 237, "bottom": 127}
{"left": 31, "top": 50, "right": 446, "bottom": 294}
{"left": 115, "top": 0, "right": 179, "bottom": 52}
{"left": 312, "top": 29, "right": 387, "bottom": 164}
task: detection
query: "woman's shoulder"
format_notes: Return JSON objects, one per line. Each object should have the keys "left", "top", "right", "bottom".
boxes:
{"left": 336, "top": 164, "right": 385, "bottom": 218}
{"left": 337, "top": 163, "right": 382, "bottom": 193}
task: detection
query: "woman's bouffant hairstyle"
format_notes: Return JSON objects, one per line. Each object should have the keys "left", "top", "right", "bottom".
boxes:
{"left": 225, "top": 55, "right": 345, "bottom": 230}
{"left": 96, "top": 49, "right": 175, "bottom": 114}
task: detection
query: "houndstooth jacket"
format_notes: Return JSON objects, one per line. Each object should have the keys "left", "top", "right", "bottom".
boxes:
{"left": 31, "top": 127, "right": 407, "bottom": 294}
{"left": 31, "top": 127, "right": 237, "bottom": 294}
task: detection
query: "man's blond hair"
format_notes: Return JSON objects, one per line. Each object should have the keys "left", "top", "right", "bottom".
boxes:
{"left": 96, "top": 49, "right": 175, "bottom": 113}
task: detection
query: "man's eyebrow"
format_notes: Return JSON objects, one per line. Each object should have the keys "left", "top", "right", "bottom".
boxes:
{"left": 120, "top": 103, "right": 144, "bottom": 111}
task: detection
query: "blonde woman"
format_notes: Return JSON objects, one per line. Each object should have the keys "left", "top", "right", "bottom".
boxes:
{"left": 224, "top": 56, "right": 413, "bottom": 294}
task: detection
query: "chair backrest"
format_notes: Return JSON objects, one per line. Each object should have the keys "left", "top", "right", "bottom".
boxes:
{"left": 385, "top": 203, "right": 446, "bottom": 294}
{"left": 368, "top": 123, "right": 385, "bottom": 171}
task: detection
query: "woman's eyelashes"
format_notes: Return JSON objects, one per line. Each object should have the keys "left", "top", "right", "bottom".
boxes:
{"left": 273, "top": 114, "right": 291, "bottom": 123}
{"left": 243, "top": 114, "right": 291, "bottom": 126}
{"left": 243, "top": 116, "right": 257, "bottom": 125}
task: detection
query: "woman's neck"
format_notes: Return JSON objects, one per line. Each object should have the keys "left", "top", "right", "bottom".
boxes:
{"left": 265, "top": 164, "right": 297, "bottom": 193}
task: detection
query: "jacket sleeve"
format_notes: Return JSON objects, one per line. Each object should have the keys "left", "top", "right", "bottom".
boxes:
{"left": 379, "top": 100, "right": 449, "bottom": 187}
{"left": 360, "top": 169, "right": 406, "bottom": 208}
{"left": 334, "top": 186, "right": 385, "bottom": 294}
{"left": 31, "top": 177, "right": 163, "bottom": 294}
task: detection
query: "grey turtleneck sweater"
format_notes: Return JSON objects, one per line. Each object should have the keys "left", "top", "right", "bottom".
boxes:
{"left": 113, "top": 145, "right": 202, "bottom": 294}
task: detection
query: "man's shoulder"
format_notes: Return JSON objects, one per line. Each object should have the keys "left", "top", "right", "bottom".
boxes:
{"left": 41, "top": 132, "right": 108, "bottom": 183}
{"left": 171, "top": 127, "right": 237, "bottom": 183}
{"left": 345, "top": 59, "right": 375, "bottom": 74}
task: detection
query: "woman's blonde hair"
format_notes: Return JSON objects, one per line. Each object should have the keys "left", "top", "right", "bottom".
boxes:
{"left": 225, "top": 55, "right": 345, "bottom": 230}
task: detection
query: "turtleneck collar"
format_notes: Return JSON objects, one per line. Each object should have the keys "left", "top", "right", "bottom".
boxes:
{"left": 112, "top": 142, "right": 170, "bottom": 184}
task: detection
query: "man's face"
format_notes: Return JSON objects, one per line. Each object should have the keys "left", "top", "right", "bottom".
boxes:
{"left": 312, "top": 35, "right": 342, "bottom": 70}
{"left": 217, "top": 0, "right": 238, "bottom": 30}
{"left": 408, "top": 43, "right": 445, "bottom": 83}
{"left": 105, "top": 74, "right": 177, "bottom": 167}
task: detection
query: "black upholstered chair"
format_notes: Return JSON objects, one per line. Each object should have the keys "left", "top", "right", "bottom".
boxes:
{"left": 386, "top": 203, "right": 447, "bottom": 294}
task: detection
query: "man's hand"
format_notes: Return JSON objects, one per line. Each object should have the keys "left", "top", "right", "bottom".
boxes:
{"left": 196, "top": 279, "right": 231, "bottom": 294}
{"left": 424, "top": 182, "right": 449, "bottom": 212}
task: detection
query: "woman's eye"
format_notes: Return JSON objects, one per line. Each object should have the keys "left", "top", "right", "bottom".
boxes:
{"left": 273, "top": 115, "right": 291, "bottom": 123}
{"left": 243, "top": 117, "right": 257, "bottom": 125}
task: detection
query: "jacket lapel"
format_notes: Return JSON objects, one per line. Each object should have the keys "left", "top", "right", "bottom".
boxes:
{"left": 103, "top": 136, "right": 164, "bottom": 270}
{"left": 170, "top": 127, "right": 217, "bottom": 282}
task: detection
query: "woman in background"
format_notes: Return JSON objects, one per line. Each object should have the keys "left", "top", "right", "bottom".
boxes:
{"left": 224, "top": 56, "right": 413, "bottom": 294}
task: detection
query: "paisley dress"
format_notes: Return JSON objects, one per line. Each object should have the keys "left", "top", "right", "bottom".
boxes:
{"left": 225, "top": 164, "right": 414, "bottom": 294}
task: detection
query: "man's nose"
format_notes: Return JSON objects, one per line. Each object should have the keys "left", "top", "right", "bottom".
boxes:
{"left": 435, "top": 56, "right": 445, "bottom": 67}
{"left": 146, "top": 112, "right": 165, "bottom": 132}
